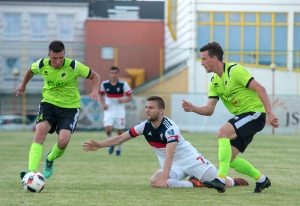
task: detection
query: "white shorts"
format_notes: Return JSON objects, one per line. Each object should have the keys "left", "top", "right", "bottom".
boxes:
{"left": 103, "top": 116, "right": 126, "bottom": 129}
{"left": 156, "top": 156, "right": 216, "bottom": 181}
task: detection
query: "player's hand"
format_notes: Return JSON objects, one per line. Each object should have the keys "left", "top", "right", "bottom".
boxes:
{"left": 83, "top": 140, "right": 100, "bottom": 151}
{"left": 118, "top": 99, "right": 124, "bottom": 104}
{"left": 182, "top": 100, "right": 194, "bottom": 112}
{"left": 102, "top": 104, "right": 108, "bottom": 110}
{"left": 153, "top": 179, "right": 168, "bottom": 188}
{"left": 89, "top": 91, "right": 99, "bottom": 102}
{"left": 267, "top": 113, "right": 279, "bottom": 128}
{"left": 14, "top": 83, "right": 26, "bottom": 96}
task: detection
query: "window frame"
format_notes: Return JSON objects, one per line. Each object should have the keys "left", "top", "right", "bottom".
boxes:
{"left": 294, "top": 13, "right": 300, "bottom": 71}
{"left": 167, "top": 0, "right": 177, "bottom": 40}
{"left": 197, "top": 12, "right": 288, "bottom": 71}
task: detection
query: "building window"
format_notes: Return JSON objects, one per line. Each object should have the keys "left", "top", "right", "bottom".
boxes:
{"left": 294, "top": 13, "right": 300, "bottom": 70}
{"left": 167, "top": 0, "right": 177, "bottom": 40}
{"left": 2, "top": 58, "right": 21, "bottom": 81}
{"left": 197, "top": 12, "right": 288, "bottom": 70}
{"left": 3, "top": 13, "right": 21, "bottom": 40}
{"left": 30, "top": 14, "right": 48, "bottom": 40}
{"left": 57, "top": 14, "right": 74, "bottom": 41}
{"left": 102, "top": 47, "right": 114, "bottom": 59}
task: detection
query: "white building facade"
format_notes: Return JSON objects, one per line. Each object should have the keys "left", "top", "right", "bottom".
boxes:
{"left": 165, "top": 0, "right": 300, "bottom": 96}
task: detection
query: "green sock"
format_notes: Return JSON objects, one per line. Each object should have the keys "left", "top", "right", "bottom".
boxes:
{"left": 47, "top": 143, "right": 66, "bottom": 161}
{"left": 217, "top": 138, "right": 231, "bottom": 179}
{"left": 230, "top": 157, "right": 261, "bottom": 180}
{"left": 28, "top": 143, "right": 43, "bottom": 171}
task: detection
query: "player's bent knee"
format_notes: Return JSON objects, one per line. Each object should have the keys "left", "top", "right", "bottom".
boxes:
{"left": 150, "top": 171, "right": 162, "bottom": 186}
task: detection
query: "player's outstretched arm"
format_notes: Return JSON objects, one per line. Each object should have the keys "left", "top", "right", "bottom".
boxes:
{"left": 14, "top": 68, "right": 34, "bottom": 96}
{"left": 83, "top": 131, "right": 132, "bottom": 152}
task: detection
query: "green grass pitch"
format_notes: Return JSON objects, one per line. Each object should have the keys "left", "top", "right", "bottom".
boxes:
{"left": 0, "top": 131, "right": 299, "bottom": 206}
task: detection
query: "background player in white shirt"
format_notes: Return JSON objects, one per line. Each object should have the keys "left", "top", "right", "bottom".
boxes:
{"left": 83, "top": 96, "right": 248, "bottom": 188}
{"left": 99, "top": 66, "right": 132, "bottom": 156}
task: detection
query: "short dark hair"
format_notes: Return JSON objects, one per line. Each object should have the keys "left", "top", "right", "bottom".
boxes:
{"left": 147, "top": 96, "right": 165, "bottom": 109}
{"left": 200, "top": 42, "right": 223, "bottom": 61}
{"left": 49, "top": 40, "right": 65, "bottom": 53}
{"left": 110, "top": 66, "right": 119, "bottom": 73}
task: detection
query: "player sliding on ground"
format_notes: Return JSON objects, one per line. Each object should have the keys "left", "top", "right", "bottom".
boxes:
{"left": 83, "top": 96, "right": 249, "bottom": 188}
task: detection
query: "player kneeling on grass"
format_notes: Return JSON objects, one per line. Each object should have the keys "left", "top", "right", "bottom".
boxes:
{"left": 83, "top": 96, "right": 248, "bottom": 188}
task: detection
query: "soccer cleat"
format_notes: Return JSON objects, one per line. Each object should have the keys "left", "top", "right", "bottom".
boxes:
{"left": 108, "top": 146, "right": 114, "bottom": 154}
{"left": 233, "top": 178, "right": 249, "bottom": 186}
{"left": 116, "top": 150, "right": 121, "bottom": 156}
{"left": 203, "top": 178, "right": 226, "bottom": 193}
{"left": 253, "top": 176, "right": 271, "bottom": 193}
{"left": 20, "top": 170, "right": 27, "bottom": 180}
{"left": 189, "top": 176, "right": 206, "bottom": 187}
{"left": 43, "top": 152, "right": 54, "bottom": 178}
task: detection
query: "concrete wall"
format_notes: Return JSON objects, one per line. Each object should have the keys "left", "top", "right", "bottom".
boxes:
{"left": 85, "top": 19, "right": 164, "bottom": 89}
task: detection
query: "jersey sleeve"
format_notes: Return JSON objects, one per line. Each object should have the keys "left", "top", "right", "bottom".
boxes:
{"left": 230, "top": 66, "right": 253, "bottom": 87}
{"left": 165, "top": 126, "right": 180, "bottom": 143}
{"left": 128, "top": 121, "right": 146, "bottom": 137}
{"left": 74, "top": 61, "right": 91, "bottom": 78}
{"left": 30, "top": 58, "right": 43, "bottom": 75}
{"left": 123, "top": 82, "right": 132, "bottom": 96}
{"left": 100, "top": 82, "right": 105, "bottom": 95}
{"left": 208, "top": 76, "right": 219, "bottom": 99}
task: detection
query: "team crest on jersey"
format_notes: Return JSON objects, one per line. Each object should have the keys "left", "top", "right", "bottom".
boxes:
{"left": 61, "top": 72, "right": 66, "bottom": 80}
{"left": 117, "top": 87, "right": 120, "bottom": 92}
{"left": 167, "top": 129, "right": 174, "bottom": 135}
{"left": 160, "top": 133, "right": 164, "bottom": 140}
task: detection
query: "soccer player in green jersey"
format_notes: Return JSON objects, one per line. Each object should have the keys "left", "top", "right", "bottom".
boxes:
{"left": 182, "top": 42, "right": 279, "bottom": 193}
{"left": 14, "top": 40, "right": 100, "bottom": 179}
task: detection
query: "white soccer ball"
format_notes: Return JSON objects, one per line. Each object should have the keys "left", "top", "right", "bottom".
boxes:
{"left": 22, "top": 171, "right": 46, "bottom": 193}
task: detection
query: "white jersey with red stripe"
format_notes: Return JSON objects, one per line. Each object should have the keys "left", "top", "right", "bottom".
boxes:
{"left": 128, "top": 116, "right": 208, "bottom": 168}
{"left": 100, "top": 79, "right": 132, "bottom": 117}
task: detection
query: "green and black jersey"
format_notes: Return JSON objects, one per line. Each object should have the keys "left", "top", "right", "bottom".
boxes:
{"left": 208, "top": 63, "right": 265, "bottom": 115}
{"left": 31, "top": 58, "right": 91, "bottom": 108}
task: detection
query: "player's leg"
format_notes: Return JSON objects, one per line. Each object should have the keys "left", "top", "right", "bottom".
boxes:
{"left": 103, "top": 115, "right": 114, "bottom": 154}
{"left": 114, "top": 117, "right": 125, "bottom": 156}
{"left": 201, "top": 166, "right": 248, "bottom": 187}
{"left": 20, "top": 103, "right": 53, "bottom": 179}
{"left": 43, "top": 108, "right": 79, "bottom": 178}
{"left": 115, "top": 128, "right": 123, "bottom": 156}
{"left": 150, "top": 167, "right": 192, "bottom": 188}
{"left": 229, "top": 112, "right": 270, "bottom": 193}
{"left": 203, "top": 122, "right": 236, "bottom": 193}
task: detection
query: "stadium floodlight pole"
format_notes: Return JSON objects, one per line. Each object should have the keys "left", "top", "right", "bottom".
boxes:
{"left": 270, "top": 63, "right": 276, "bottom": 135}
{"left": 12, "top": 68, "right": 20, "bottom": 115}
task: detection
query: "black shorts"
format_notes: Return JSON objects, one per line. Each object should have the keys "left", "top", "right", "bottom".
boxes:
{"left": 229, "top": 112, "right": 266, "bottom": 153}
{"left": 36, "top": 102, "right": 80, "bottom": 134}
